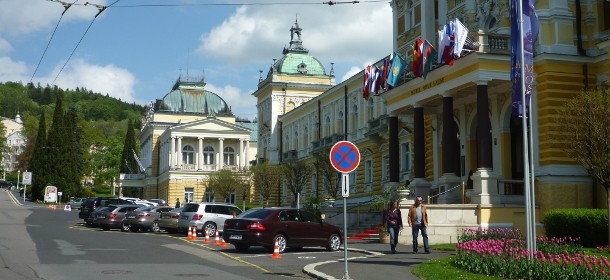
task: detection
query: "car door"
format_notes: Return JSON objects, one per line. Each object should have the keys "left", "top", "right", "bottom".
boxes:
{"left": 298, "top": 210, "right": 327, "bottom": 245}
{"left": 279, "top": 209, "right": 309, "bottom": 246}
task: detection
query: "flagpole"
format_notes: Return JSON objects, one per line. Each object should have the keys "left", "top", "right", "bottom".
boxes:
{"left": 517, "top": 0, "right": 535, "bottom": 261}
{"left": 528, "top": 89, "right": 537, "bottom": 254}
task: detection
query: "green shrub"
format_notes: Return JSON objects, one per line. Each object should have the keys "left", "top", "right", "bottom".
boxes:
{"left": 543, "top": 208, "right": 608, "bottom": 247}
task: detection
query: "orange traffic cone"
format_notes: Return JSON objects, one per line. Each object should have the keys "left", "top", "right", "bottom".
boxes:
{"left": 214, "top": 231, "right": 221, "bottom": 245}
{"left": 220, "top": 236, "right": 228, "bottom": 247}
{"left": 204, "top": 229, "right": 210, "bottom": 243}
{"left": 192, "top": 227, "right": 198, "bottom": 240}
{"left": 271, "top": 240, "right": 282, "bottom": 259}
{"left": 187, "top": 227, "right": 193, "bottom": 240}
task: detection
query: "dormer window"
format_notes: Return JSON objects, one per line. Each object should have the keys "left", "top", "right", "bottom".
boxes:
{"left": 297, "top": 62, "right": 308, "bottom": 74}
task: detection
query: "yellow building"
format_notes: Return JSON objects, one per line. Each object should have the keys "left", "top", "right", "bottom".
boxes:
{"left": 122, "top": 78, "right": 257, "bottom": 206}
{"left": 255, "top": 1, "right": 610, "bottom": 239}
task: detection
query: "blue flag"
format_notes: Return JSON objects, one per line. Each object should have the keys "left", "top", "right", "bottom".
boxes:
{"left": 386, "top": 52, "right": 405, "bottom": 87}
{"left": 511, "top": 0, "right": 539, "bottom": 116}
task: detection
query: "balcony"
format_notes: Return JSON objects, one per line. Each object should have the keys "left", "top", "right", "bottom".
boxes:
{"left": 365, "top": 115, "right": 389, "bottom": 145}
{"left": 282, "top": 150, "right": 298, "bottom": 161}
{"left": 311, "top": 134, "right": 345, "bottom": 153}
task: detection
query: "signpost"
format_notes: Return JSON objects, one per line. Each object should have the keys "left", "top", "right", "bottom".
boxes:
{"left": 22, "top": 171, "right": 32, "bottom": 203}
{"left": 329, "top": 141, "right": 360, "bottom": 280}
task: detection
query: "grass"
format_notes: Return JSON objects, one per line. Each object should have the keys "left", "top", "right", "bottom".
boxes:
{"left": 412, "top": 256, "right": 505, "bottom": 280}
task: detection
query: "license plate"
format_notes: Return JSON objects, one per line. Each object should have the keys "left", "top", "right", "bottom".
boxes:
{"left": 127, "top": 215, "right": 135, "bottom": 219}
{"left": 229, "top": 235, "right": 242, "bottom": 240}
{"left": 97, "top": 214, "right": 105, "bottom": 218}
{"left": 181, "top": 216, "right": 189, "bottom": 220}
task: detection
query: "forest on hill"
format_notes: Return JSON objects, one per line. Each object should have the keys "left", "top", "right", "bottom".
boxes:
{"left": 0, "top": 81, "right": 146, "bottom": 199}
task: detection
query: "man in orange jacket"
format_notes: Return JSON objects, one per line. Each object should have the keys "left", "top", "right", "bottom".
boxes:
{"left": 407, "top": 196, "right": 430, "bottom": 253}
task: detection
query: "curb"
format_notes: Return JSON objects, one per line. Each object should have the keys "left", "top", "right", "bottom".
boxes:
{"left": 4, "top": 189, "right": 23, "bottom": 206}
{"left": 302, "top": 246, "right": 384, "bottom": 280}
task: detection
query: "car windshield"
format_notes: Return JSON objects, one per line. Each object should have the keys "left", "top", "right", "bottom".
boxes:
{"left": 239, "top": 208, "right": 275, "bottom": 219}
{"left": 136, "top": 207, "right": 151, "bottom": 212}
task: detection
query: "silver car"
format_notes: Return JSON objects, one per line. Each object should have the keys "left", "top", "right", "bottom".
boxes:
{"left": 68, "top": 198, "right": 86, "bottom": 209}
{"left": 122, "top": 206, "right": 174, "bottom": 232}
{"left": 177, "top": 203, "right": 242, "bottom": 236}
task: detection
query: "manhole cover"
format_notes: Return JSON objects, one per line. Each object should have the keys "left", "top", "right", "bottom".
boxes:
{"left": 174, "top": 274, "right": 210, "bottom": 277}
{"left": 101, "top": 270, "right": 133, "bottom": 275}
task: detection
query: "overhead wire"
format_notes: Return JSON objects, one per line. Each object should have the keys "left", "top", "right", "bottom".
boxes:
{"left": 29, "top": 0, "right": 78, "bottom": 84}
{"left": 58, "top": 1, "right": 380, "bottom": 8}
{"left": 51, "top": 0, "right": 121, "bottom": 87}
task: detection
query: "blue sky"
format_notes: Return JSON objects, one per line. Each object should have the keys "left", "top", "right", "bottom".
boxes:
{"left": 0, "top": 0, "right": 392, "bottom": 120}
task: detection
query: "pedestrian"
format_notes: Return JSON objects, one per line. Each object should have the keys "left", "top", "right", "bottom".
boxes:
{"left": 385, "top": 200, "right": 403, "bottom": 253}
{"left": 175, "top": 198, "right": 181, "bottom": 208}
{"left": 19, "top": 187, "right": 24, "bottom": 197}
{"left": 408, "top": 195, "right": 430, "bottom": 254}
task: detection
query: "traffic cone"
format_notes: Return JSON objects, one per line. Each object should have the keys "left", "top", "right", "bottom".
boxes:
{"left": 192, "top": 227, "right": 198, "bottom": 240}
{"left": 204, "top": 229, "right": 210, "bottom": 243}
{"left": 220, "top": 236, "right": 228, "bottom": 247}
{"left": 187, "top": 227, "right": 193, "bottom": 240}
{"left": 271, "top": 240, "right": 282, "bottom": 259}
{"left": 214, "top": 231, "right": 221, "bottom": 245}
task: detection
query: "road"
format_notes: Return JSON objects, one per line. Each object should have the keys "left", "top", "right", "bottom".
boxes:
{"left": 0, "top": 189, "right": 365, "bottom": 280}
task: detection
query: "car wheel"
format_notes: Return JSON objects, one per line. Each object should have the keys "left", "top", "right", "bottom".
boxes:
{"left": 234, "top": 244, "right": 250, "bottom": 252}
{"left": 203, "top": 222, "right": 217, "bottom": 236}
{"left": 326, "top": 233, "right": 341, "bottom": 251}
{"left": 273, "top": 234, "right": 287, "bottom": 254}
{"left": 121, "top": 223, "right": 130, "bottom": 232}
{"left": 86, "top": 219, "right": 93, "bottom": 227}
{"left": 150, "top": 221, "right": 160, "bottom": 233}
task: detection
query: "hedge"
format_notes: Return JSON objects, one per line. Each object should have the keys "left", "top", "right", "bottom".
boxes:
{"left": 543, "top": 208, "right": 608, "bottom": 247}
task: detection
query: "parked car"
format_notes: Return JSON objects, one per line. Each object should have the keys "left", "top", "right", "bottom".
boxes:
{"left": 147, "top": 199, "right": 167, "bottom": 206}
{"left": 177, "top": 203, "right": 242, "bottom": 236}
{"left": 158, "top": 207, "right": 183, "bottom": 233}
{"left": 93, "top": 205, "right": 141, "bottom": 231}
{"left": 85, "top": 206, "right": 109, "bottom": 227}
{"left": 79, "top": 197, "right": 135, "bottom": 222}
{"left": 68, "top": 198, "right": 86, "bottom": 209}
{"left": 122, "top": 206, "right": 174, "bottom": 232}
{"left": 222, "top": 207, "right": 343, "bottom": 253}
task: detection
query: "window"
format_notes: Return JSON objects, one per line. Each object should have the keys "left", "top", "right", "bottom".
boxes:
{"left": 203, "top": 146, "right": 215, "bottom": 165}
{"left": 303, "top": 126, "right": 309, "bottom": 149}
{"left": 227, "top": 192, "right": 236, "bottom": 204}
{"left": 401, "top": 142, "right": 411, "bottom": 172}
{"left": 205, "top": 191, "right": 214, "bottom": 202}
{"left": 368, "top": 98, "right": 374, "bottom": 120}
{"left": 337, "top": 111, "right": 344, "bottom": 135}
{"left": 405, "top": 1, "right": 415, "bottom": 30}
{"left": 182, "top": 145, "right": 194, "bottom": 165}
{"left": 299, "top": 210, "right": 320, "bottom": 223}
{"left": 382, "top": 156, "right": 389, "bottom": 180}
{"left": 311, "top": 173, "right": 318, "bottom": 196}
{"left": 365, "top": 159, "right": 373, "bottom": 184}
{"left": 352, "top": 105, "right": 358, "bottom": 132}
{"left": 326, "top": 116, "right": 331, "bottom": 137}
{"left": 184, "top": 188, "right": 194, "bottom": 203}
{"left": 223, "top": 147, "right": 235, "bottom": 166}
{"left": 349, "top": 171, "right": 356, "bottom": 193}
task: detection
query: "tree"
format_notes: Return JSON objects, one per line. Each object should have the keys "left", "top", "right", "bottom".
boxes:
{"left": 28, "top": 112, "right": 47, "bottom": 201}
{"left": 64, "top": 107, "right": 84, "bottom": 198}
{"left": 559, "top": 88, "right": 610, "bottom": 243}
{"left": 119, "top": 119, "right": 140, "bottom": 197}
{"left": 235, "top": 168, "right": 252, "bottom": 210}
{"left": 282, "top": 160, "right": 312, "bottom": 208}
{"left": 251, "top": 162, "right": 284, "bottom": 207}
{"left": 0, "top": 121, "right": 6, "bottom": 166}
{"left": 207, "top": 169, "right": 238, "bottom": 202}
{"left": 314, "top": 154, "right": 340, "bottom": 199}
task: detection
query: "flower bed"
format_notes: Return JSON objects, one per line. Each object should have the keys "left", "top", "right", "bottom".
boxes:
{"left": 455, "top": 228, "right": 610, "bottom": 279}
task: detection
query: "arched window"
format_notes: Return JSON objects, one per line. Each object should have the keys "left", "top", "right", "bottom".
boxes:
{"left": 368, "top": 98, "right": 374, "bottom": 120}
{"left": 303, "top": 126, "right": 309, "bottom": 149}
{"left": 286, "top": 101, "right": 296, "bottom": 113}
{"left": 203, "top": 146, "right": 215, "bottom": 165}
{"left": 182, "top": 145, "right": 194, "bottom": 165}
{"left": 352, "top": 105, "right": 358, "bottom": 131}
{"left": 224, "top": 147, "right": 235, "bottom": 166}
{"left": 326, "top": 116, "right": 332, "bottom": 137}
{"left": 294, "top": 130, "right": 299, "bottom": 151}
{"left": 337, "top": 111, "right": 344, "bottom": 135}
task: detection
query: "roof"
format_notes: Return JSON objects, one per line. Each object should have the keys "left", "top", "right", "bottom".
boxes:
{"left": 155, "top": 79, "right": 233, "bottom": 116}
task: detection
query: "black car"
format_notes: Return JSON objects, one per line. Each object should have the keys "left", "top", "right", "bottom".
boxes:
{"left": 223, "top": 207, "right": 343, "bottom": 253}
{"left": 79, "top": 197, "right": 135, "bottom": 223}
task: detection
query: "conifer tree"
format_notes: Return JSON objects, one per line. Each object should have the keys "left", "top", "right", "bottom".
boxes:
{"left": 46, "top": 90, "right": 69, "bottom": 200}
{"left": 29, "top": 112, "right": 47, "bottom": 201}
{"left": 64, "top": 107, "right": 84, "bottom": 198}
{"left": 120, "top": 119, "right": 140, "bottom": 197}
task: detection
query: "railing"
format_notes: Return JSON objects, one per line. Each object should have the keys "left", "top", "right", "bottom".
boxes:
{"left": 498, "top": 179, "right": 524, "bottom": 195}
{"left": 366, "top": 115, "right": 389, "bottom": 135}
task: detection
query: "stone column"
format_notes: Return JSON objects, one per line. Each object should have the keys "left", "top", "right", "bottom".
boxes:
{"left": 218, "top": 138, "right": 224, "bottom": 170}
{"left": 245, "top": 140, "right": 250, "bottom": 167}
{"left": 389, "top": 115, "right": 400, "bottom": 183}
{"left": 412, "top": 106, "right": 431, "bottom": 198}
{"left": 177, "top": 137, "right": 182, "bottom": 169}
{"left": 198, "top": 137, "right": 204, "bottom": 170}
{"left": 239, "top": 139, "right": 244, "bottom": 168}
{"left": 170, "top": 137, "right": 176, "bottom": 169}
{"left": 471, "top": 81, "right": 500, "bottom": 204}
{"left": 439, "top": 95, "right": 461, "bottom": 203}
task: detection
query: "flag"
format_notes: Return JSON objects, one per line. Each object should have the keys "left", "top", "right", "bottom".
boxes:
{"left": 369, "top": 65, "right": 380, "bottom": 94}
{"left": 387, "top": 52, "right": 405, "bottom": 87}
{"left": 511, "top": 0, "right": 539, "bottom": 116}
{"left": 412, "top": 40, "right": 422, "bottom": 77}
{"left": 362, "top": 65, "right": 371, "bottom": 100}
{"left": 379, "top": 56, "right": 392, "bottom": 90}
{"left": 453, "top": 18, "right": 469, "bottom": 58}
{"left": 437, "top": 21, "right": 454, "bottom": 65}
{"left": 133, "top": 150, "right": 145, "bottom": 173}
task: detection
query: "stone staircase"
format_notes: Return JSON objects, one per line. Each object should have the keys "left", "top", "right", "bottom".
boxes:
{"left": 347, "top": 224, "right": 382, "bottom": 241}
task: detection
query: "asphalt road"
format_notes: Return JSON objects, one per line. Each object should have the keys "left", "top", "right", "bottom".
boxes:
{"left": 0, "top": 189, "right": 368, "bottom": 280}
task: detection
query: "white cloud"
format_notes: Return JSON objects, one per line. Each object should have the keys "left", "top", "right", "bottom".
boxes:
{"left": 0, "top": 37, "right": 12, "bottom": 55}
{"left": 197, "top": 2, "right": 393, "bottom": 68}
{"left": 204, "top": 82, "right": 257, "bottom": 119}
{"left": 0, "top": 56, "right": 29, "bottom": 82}
{"left": 0, "top": 0, "right": 108, "bottom": 36}
{"left": 341, "top": 66, "right": 363, "bottom": 83}
{"left": 51, "top": 59, "right": 138, "bottom": 103}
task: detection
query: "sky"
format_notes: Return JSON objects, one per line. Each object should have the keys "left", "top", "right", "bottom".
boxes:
{"left": 0, "top": 0, "right": 393, "bottom": 120}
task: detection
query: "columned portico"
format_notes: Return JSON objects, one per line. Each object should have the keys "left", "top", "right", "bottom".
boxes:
{"left": 218, "top": 138, "right": 224, "bottom": 170}
{"left": 438, "top": 94, "right": 461, "bottom": 203}
{"left": 198, "top": 137, "right": 204, "bottom": 170}
{"left": 471, "top": 81, "right": 500, "bottom": 204}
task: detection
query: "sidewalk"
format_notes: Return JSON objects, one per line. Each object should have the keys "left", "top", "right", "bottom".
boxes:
{"left": 303, "top": 240, "right": 454, "bottom": 280}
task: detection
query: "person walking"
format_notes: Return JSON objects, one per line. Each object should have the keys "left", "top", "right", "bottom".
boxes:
{"left": 408, "top": 195, "right": 430, "bottom": 254}
{"left": 175, "top": 198, "right": 181, "bottom": 208}
{"left": 385, "top": 200, "right": 403, "bottom": 253}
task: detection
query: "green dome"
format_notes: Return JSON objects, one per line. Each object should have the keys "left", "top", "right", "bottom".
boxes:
{"left": 156, "top": 79, "right": 232, "bottom": 116}
{"left": 267, "top": 20, "right": 329, "bottom": 78}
